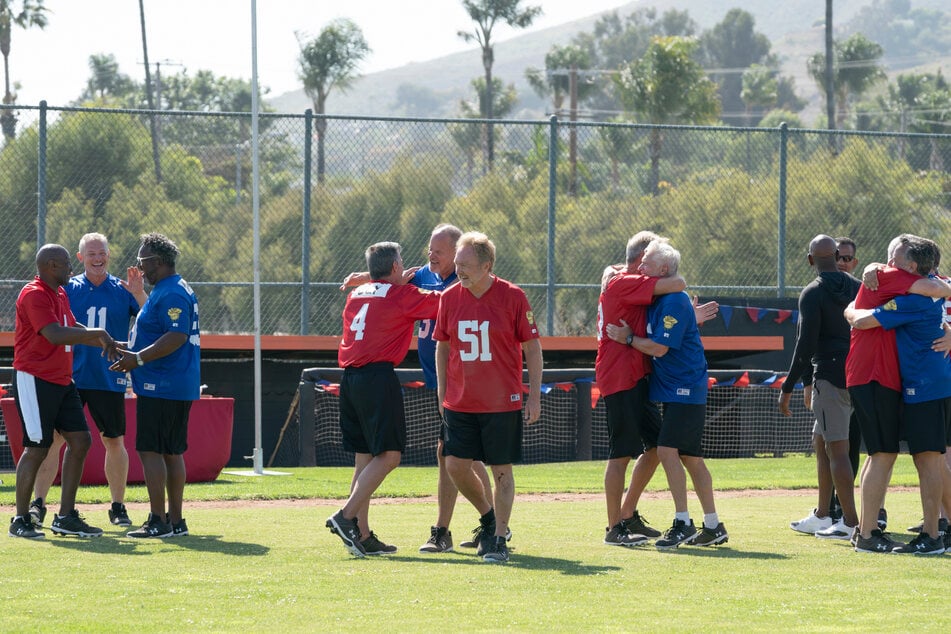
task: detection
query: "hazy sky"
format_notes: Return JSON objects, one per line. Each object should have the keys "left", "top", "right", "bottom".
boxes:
{"left": 10, "top": 0, "right": 630, "bottom": 107}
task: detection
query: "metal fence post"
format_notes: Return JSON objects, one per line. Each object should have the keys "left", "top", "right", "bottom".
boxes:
{"left": 547, "top": 115, "right": 558, "bottom": 336}
{"left": 36, "top": 100, "right": 47, "bottom": 250}
{"left": 301, "top": 109, "right": 313, "bottom": 335}
{"left": 777, "top": 122, "right": 788, "bottom": 298}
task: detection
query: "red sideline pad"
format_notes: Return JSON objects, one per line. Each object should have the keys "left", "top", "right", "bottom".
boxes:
{"left": 1, "top": 396, "right": 234, "bottom": 485}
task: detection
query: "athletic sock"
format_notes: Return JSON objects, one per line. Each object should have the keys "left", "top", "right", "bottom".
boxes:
{"left": 675, "top": 511, "right": 690, "bottom": 524}
{"left": 480, "top": 508, "right": 495, "bottom": 526}
{"left": 703, "top": 513, "right": 720, "bottom": 530}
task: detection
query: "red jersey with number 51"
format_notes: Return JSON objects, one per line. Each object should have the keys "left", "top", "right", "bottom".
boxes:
{"left": 339, "top": 282, "right": 439, "bottom": 368}
{"left": 434, "top": 276, "right": 539, "bottom": 413}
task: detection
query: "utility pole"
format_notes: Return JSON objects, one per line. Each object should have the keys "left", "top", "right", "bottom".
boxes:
{"left": 138, "top": 0, "right": 162, "bottom": 182}
{"left": 568, "top": 66, "right": 578, "bottom": 197}
{"left": 824, "top": 0, "right": 836, "bottom": 153}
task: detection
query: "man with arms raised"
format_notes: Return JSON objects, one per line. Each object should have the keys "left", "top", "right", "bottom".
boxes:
{"left": 436, "top": 232, "right": 543, "bottom": 563}
{"left": 327, "top": 241, "right": 440, "bottom": 557}
{"left": 596, "top": 232, "right": 686, "bottom": 547}
{"left": 845, "top": 235, "right": 951, "bottom": 552}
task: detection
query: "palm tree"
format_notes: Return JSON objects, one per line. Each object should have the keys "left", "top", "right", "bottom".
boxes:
{"left": 458, "top": 0, "right": 541, "bottom": 169}
{"left": 0, "top": 0, "right": 49, "bottom": 140}
{"left": 297, "top": 19, "right": 370, "bottom": 183}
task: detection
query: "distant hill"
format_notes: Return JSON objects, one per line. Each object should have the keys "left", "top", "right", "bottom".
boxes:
{"left": 270, "top": 0, "right": 951, "bottom": 124}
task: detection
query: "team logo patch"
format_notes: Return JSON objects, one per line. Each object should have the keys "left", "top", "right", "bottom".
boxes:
{"left": 510, "top": 393, "right": 521, "bottom": 402}
{"left": 883, "top": 299, "right": 898, "bottom": 311}
{"left": 677, "top": 388, "right": 691, "bottom": 396}
{"left": 663, "top": 315, "right": 678, "bottom": 330}
{"left": 167, "top": 307, "right": 182, "bottom": 321}
{"left": 526, "top": 311, "right": 535, "bottom": 325}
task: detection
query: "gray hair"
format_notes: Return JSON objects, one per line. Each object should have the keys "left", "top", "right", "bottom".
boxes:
{"left": 79, "top": 232, "right": 109, "bottom": 254}
{"left": 644, "top": 240, "right": 680, "bottom": 276}
{"left": 366, "top": 241, "right": 401, "bottom": 279}
{"left": 626, "top": 231, "right": 665, "bottom": 265}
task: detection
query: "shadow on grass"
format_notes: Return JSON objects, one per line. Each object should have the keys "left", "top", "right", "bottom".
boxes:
{"left": 394, "top": 553, "right": 623, "bottom": 575}
{"left": 42, "top": 534, "right": 269, "bottom": 556}
{"left": 650, "top": 546, "right": 788, "bottom": 559}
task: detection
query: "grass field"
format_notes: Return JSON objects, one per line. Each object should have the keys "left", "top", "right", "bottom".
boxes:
{"left": 0, "top": 455, "right": 947, "bottom": 632}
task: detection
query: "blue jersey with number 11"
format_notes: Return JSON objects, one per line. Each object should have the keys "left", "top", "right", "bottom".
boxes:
{"left": 67, "top": 273, "right": 140, "bottom": 392}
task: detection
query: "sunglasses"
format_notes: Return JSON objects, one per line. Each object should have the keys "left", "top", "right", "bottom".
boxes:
{"left": 836, "top": 255, "right": 854, "bottom": 263}
{"left": 136, "top": 255, "right": 160, "bottom": 268}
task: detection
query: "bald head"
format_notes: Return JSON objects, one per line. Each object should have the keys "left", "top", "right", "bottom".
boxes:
{"left": 36, "top": 244, "right": 69, "bottom": 269}
{"left": 808, "top": 235, "right": 838, "bottom": 272}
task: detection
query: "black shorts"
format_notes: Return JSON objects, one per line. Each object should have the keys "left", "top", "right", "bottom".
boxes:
{"left": 80, "top": 389, "right": 127, "bottom": 438}
{"left": 339, "top": 363, "right": 406, "bottom": 455}
{"left": 135, "top": 395, "right": 191, "bottom": 455}
{"left": 443, "top": 409, "right": 522, "bottom": 466}
{"left": 604, "top": 378, "right": 660, "bottom": 459}
{"left": 656, "top": 402, "right": 706, "bottom": 457}
{"left": 14, "top": 372, "right": 87, "bottom": 448}
{"left": 902, "top": 398, "right": 950, "bottom": 455}
{"left": 849, "top": 382, "right": 902, "bottom": 455}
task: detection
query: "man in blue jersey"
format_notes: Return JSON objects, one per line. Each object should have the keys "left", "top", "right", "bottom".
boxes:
{"left": 28, "top": 233, "right": 147, "bottom": 529}
{"left": 624, "top": 240, "right": 728, "bottom": 550}
{"left": 341, "top": 224, "right": 495, "bottom": 553}
{"left": 846, "top": 238, "right": 951, "bottom": 555}
{"left": 110, "top": 233, "right": 201, "bottom": 539}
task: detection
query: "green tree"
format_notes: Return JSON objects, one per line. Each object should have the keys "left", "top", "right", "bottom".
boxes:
{"left": 78, "top": 53, "right": 136, "bottom": 103}
{"left": 700, "top": 9, "right": 773, "bottom": 125}
{"left": 808, "top": 33, "right": 886, "bottom": 128}
{"left": 297, "top": 18, "right": 370, "bottom": 183}
{"left": 0, "top": 0, "right": 49, "bottom": 140}
{"left": 458, "top": 0, "right": 541, "bottom": 169}
{"left": 740, "top": 64, "right": 778, "bottom": 126}
{"left": 572, "top": 8, "right": 696, "bottom": 119}
{"left": 613, "top": 36, "right": 720, "bottom": 195}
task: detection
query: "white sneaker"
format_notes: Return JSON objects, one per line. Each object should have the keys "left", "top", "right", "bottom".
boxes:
{"left": 815, "top": 518, "right": 855, "bottom": 540}
{"left": 790, "top": 509, "right": 834, "bottom": 534}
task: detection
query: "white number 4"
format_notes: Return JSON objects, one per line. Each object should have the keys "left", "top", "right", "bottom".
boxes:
{"left": 458, "top": 320, "right": 492, "bottom": 361}
{"left": 350, "top": 304, "right": 369, "bottom": 340}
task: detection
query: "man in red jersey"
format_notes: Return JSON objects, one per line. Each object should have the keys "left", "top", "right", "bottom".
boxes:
{"left": 326, "top": 241, "right": 440, "bottom": 558}
{"left": 846, "top": 235, "right": 951, "bottom": 552}
{"left": 596, "top": 232, "right": 686, "bottom": 547}
{"left": 435, "top": 231, "right": 543, "bottom": 564}
{"left": 9, "top": 244, "right": 116, "bottom": 539}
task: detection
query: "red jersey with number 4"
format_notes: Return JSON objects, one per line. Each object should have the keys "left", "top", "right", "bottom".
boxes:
{"left": 14, "top": 277, "right": 77, "bottom": 385}
{"left": 338, "top": 282, "right": 439, "bottom": 368}
{"left": 595, "top": 273, "right": 659, "bottom": 396}
{"left": 845, "top": 267, "right": 919, "bottom": 391}
{"left": 435, "top": 276, "right": 539, "bottom": 413}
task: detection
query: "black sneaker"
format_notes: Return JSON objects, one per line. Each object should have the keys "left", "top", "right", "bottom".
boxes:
{"left": 655, "top": 519, "right": 698, "bottom": 550}
{"left": 604, "top": 522, "right": 648, "bottom": 547}
{"left": 854, "top": 529, "right": 900, "bottom": 553}
{"left": 325, "top": 510, "right": 366, "bottom": 557}
{"left": 127, "top": 512, "right": 173, "bottom": 538}
{"left": 51, "top": 509, "right": 103, "bottom": 537}
{"left": 943, "top": 528, "right": 951, "bottom": 551}
{"left": 475, "top": 522, "right": 496, "bottom": 557}
{"left": 877, "top": 508, "right": 888, "bottom": 532}
{"left": 361, "top": 531, "right": 397, "bottom": 555}
{"left": 9, "top": 516, "right": 44, "bottom": 539}
{"left": 620, "top": 510, "right": 661, "bottom": 538}
{"left": 419, "top": 526, "right": 453, "bottom": 553}
{"left": 893, "top": 532, "right": 945, "bottom": 555}
{"left": 165, "top": 514, "right": 189, "bottom": 537}
{"left": 109, "top": 503, "right": 132, "bottom": 527}
{"left": 482, "top": 535, "right": 510, "bottom": 563}
{"left": 29, "top": 498, "right": 47, "bottom": 528}
{"left": 908, "top": 519, "right": 924, "bottom": 533}
{"left": 693, "top": 522, "right": 729, "bottom": 546}
{"left": 461, "top": 525, "right": 512, "bottom": 548}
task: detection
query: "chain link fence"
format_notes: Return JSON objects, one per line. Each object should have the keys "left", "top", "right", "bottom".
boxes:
{"left": 1, "top": 102, "right": 950, "bottom": 336}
